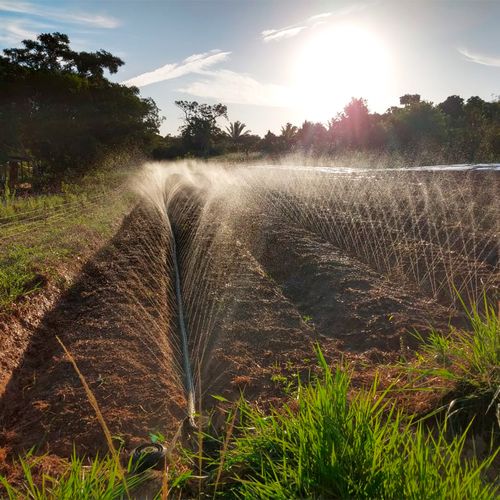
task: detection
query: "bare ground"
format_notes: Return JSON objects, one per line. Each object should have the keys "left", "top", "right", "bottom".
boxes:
{"left": 0, "top": 175, "right": 494, "bottom": 484}
{"left": 0, "top": 205, "right": 185, "bottom": 470}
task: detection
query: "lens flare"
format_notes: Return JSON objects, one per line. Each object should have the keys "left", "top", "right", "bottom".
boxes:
{"left": 294, "top": 24, "right": 391, "bottom": 120}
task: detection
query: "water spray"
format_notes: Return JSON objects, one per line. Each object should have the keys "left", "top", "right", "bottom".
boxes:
{"left": 129, "top": 221, "right": 195, "bottom": 470}
{"left": 135, "top": 161, "right": 499, "bottom": 430}
{"left": 170, "top": 222, "right": 197, "bottom": 429}
{"left": 128, "top": 160, "right": 498, "bottom": 472}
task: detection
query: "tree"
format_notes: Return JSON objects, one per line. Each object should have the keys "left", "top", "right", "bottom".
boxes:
{"left": 330, "top": 98, "right": 373, "bottom": 149}
{"left": 296, "top": 121, "right": 328, "bottom": 150}
{"left": 248, "top": 93, "right": 500, "bottom": 162}
{"left": 261, "top": 130, "right": 280, "bottom": 154}
{"left": 280, "top": 123, "right": 298, "bottom": 149}
{"left": 175, "top": 100, "right": 227, "bottom": 156}
{"left": 465, "top": 96, "right": 486, "bottom": 125}
{"left": 399, "top": 94, "right": 421, "bottom": 107}
{"left": 0, "top": 56, "right": 27, "bottom": 161}
{"left": 226, "top": 121, "right": 250, "bottom": 139}
{"left": 225, "top": 121, "right": 252, "bottom": 153}
{"left": 384, "top": 100, "right": 447, "bottom": 152}
{"left": 3, "top": 32, "right": 124, "bottom": 79}
{"left": 150, "top": 134, "right": 185, "bottom": 160}
{"left": 3, "top": 33, "right": 72, "bottom": 71}
{"left": 438, "top": 95, "right": 465, "bottom": 120}
{"left": 1, "top": 33, "right": 160, "bottom": 188}
{"left": 462, "top": 96, "right": 499, "bottom": 160}
{"left": 70, "top": 50, "right": 124, "bottom": 79}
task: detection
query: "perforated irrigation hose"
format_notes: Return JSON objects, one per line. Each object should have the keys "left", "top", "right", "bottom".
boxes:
{"left": 170, "top": 224, "right": 197, "bottom": 429}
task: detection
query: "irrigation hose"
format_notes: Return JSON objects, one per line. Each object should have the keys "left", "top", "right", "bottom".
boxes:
{"left": 170, "top": 224, "right": 197, "bottom": 429}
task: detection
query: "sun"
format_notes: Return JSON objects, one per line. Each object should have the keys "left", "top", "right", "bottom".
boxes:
{"left": 293, "top": 24, "right": 391, "bottom": 121}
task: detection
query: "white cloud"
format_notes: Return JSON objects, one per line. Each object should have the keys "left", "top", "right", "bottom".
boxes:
{"left": 262, "top": 26, "right": 306, "bottom": 42}
{"left": 458, "top": 47, "right": 500, "bottom": 67}
{"left": 0, "top": 18, "right": 50, "bottom": 44}
{"left": 308, "top": 12, "right": 332, "bottom": 22}
{"left": 178, "top": 69, "right": 294, "bottom": 108}
{"left": 0, "top": 20, "right": 35, "bottom": 44}
{"left": 261, "top": 2, "right": 373, "bottom": 42}
{"left": 0, "top": 1, "right": 120, "bottom": 29}
{"left": 261, "top": 22, "right": 307, "bottom": 43}
{"left": 121, "top": 50, "right": 231, "bottom": 88}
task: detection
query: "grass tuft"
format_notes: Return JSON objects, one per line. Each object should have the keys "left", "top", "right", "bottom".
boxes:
{"left": 0, "top": 246, "right": 44, "bottom": 308}
{"left": 0, "top": 451, "right": 145, "bottom": 500}
{"left": 210, "top": 348, "right": 498, "bottom": 499}
{"left": 412, "top": 297, "right": 500, "bottom": 429}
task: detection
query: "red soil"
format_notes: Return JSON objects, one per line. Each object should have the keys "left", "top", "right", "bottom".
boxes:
{"left": 0, "top": 205, "right": 185, "bottom": 476}
{"left": 0, "top": 171, "right": 496, "bottom": 486}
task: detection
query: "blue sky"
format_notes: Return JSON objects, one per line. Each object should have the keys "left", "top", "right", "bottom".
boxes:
{"left": 1, "top": 0, "right": 500, "bottom": 136}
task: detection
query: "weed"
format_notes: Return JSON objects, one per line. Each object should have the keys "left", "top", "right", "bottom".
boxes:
{"left": 302, "top": 314, "right": 313, "bottom": 325}
{"left": 210, "top": 348, "right": 498, "bottom": 498}
{"left": 0, "top": 246, "right": 44, "bottom": 308}
{"left": 412, "top": 297, "right": 500, "bottom": 429}
{"left": 0, "top": 452, "right": 145, "bottom": 500}
{"left": 270, "top": 373, "right": 288, "bottom": 386}
{"left": 1, "top": 175, "right": 16, "bottom": 209}
{"left": 149, "top": 431, "right": 167, "bottom": 444}
{"left": 0, "top": 187, "right": 131, "bottom": 310}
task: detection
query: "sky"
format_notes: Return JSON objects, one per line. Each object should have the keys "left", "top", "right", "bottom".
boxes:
{"left": 1, "top": 0, "right": 500, "bottom": 136}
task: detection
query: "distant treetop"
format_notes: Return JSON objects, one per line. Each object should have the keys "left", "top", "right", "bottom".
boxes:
{"left": 3, "top": 32, "right": 124, "bottom": 79}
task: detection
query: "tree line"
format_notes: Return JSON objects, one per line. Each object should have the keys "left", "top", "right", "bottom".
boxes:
{"left": 153, "top": 94, "right": 500, "bottom": 164}
{"left": 1, "top": 33, "right": 499, "bottom": 192}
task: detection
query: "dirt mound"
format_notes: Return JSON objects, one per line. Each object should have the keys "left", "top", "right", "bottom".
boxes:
{"left": 195, "top": 219, "right": 456, "bottom": 415}
{"left": 0, "top": 204, "right": 185, "bottom": 458}
{"left": 0, "top": 168, "right": 496, "bottom": 475}
{"left": 254, "top": 223, "right": 455, "bottom": 351}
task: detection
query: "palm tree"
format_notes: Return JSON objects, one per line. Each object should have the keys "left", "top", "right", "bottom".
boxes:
{"left": 225, "top": 120, "right": 250, "bottom": 139}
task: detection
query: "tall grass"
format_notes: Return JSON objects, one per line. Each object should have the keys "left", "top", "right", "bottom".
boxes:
{"left": 1, "top": 344, "right": 497, "bottom": 498}
{"left": 212, "top": 349, "right": 498, "bottom": 499}
{"left": 0, "top": 452, "right": 145, "bottom": 500}
{"left": 418, "top": 297, "right": 498, "bottom": 387}
{"left": 412, "top": 297, "right": 499, "bottom": 430}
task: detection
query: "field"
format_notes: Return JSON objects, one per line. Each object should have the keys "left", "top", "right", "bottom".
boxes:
{"left": 0, "top": 162, "right": 498, "bottom": 497}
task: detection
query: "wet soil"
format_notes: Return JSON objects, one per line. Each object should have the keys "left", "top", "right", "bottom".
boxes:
{"left": 255, "top": 223, "right": 454, "bottom": 351}
{"left": 0, "top": 204, "right": 185, "bottom": 465}
{"left": 0, "top": 170, "right": 496, "bottom": 484}
{"left": 198, "top": 217, "right": 454, "bottom": 415}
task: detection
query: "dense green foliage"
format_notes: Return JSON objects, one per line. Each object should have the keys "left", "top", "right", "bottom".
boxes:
{"left": 154, "top": 94, "right": 500, "bottom": 163}
{"left": 175, "top": 100, "right": 228, "bottom": 156}
{"left": 210, "top": 350, "right": 498, "bottom": 499}
{"left": 266, "top": 94, "right": 500, "bottom": 162}
{"left": 0, "top": 33, "right": 161, "bottom": 188}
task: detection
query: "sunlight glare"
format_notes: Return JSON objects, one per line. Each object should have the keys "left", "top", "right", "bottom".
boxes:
{"left": 294, "top": 24, "right": 391, "bottom": 121}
